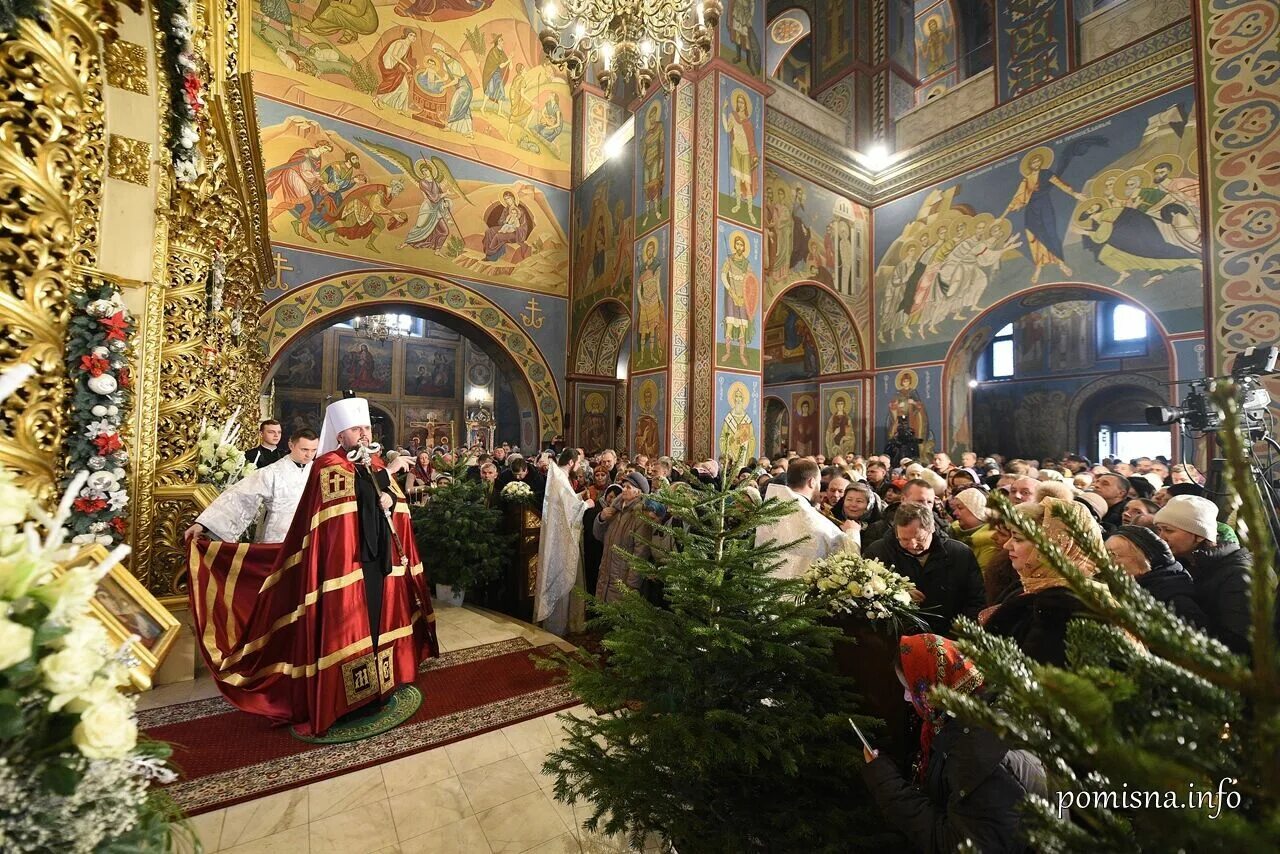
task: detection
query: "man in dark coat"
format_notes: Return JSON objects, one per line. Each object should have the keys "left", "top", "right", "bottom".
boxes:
{"left": 864, "top": 502, "right": 986, "bottom": 637}
{"left": 1105, "top": 525, "right": 1209, "bottom": 628}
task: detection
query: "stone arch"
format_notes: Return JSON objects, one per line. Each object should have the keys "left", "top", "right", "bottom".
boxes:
{"left": 1066, "top": 373, "right": 1169, "bottom": 456}
{"left": 766, "top": 281, "right": 865, "bottom": 375}
{"left": 260, "top": 272, "right": 563, "bottom": 442}
{"left": 572, "top": 298, "right": 631, "bottom": 378}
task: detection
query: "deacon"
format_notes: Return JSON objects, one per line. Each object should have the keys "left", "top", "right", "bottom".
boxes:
{"left": 246, "top": 419, "right": 286, "bottom": 468}
{"left": 535, "top": 448, "right": 592, "bottom": 635}
{"left": 183, "top": 428, "right": 319, "bottom": 544}
{"left": 188, "top": 398, "right": 438, "bottom": 737}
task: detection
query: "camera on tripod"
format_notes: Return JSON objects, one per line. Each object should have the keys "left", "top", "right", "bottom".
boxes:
{"left": 1145, "top": 345, "right": 1277, "bottom": 438}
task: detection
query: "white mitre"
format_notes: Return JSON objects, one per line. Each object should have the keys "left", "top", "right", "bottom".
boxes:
{"left": 318, "top": 397, "right": 371, "bottom": 452}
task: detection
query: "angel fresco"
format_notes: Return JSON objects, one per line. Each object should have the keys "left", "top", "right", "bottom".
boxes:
{"left": 355, "top": 137, "right": 469, "bottom": 253}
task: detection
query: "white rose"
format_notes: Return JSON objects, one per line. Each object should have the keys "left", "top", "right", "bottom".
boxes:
{"left": 0, "top": 616, "right": 34, "bottom": 670}
{"left": 0, "top": 480, "right": 28, "bottom": 526}
{"left": 893, "top": 590, "right": 912, "bottom": 605}
{"left": 107, "top": 405, "right": 119, "bottom": 416}
{"left": 216, "top": 446, "right": 230, "bottom": 460}
{"left": 86, "top": 374, "right": 117, "bottom": 395}
{"left": 41, "top": 644, "right": 104, "bottom": 704}
{"left": 91, "top": 405, "right": 108, "bottom": 417}
{"left": 72, "top": 693, "right": 137, "bottom": 759}
{"left": 61, "top": 615, "right": 108, "bottom": 654}
{"left": 196, "top": 464, "right": 210, "bottom": 476}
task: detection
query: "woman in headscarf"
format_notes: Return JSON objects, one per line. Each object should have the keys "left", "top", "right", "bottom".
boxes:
{"left": 404, "top": 450, "right": 433, "bottom": 504}
{"left": 861, "top": 634, "right": 1047, "bottom": 853}
{"left": 984, "top": 497, "right": 1104, "bottom": 666}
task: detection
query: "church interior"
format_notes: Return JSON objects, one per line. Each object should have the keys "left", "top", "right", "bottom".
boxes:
{"left": 1, "top": 0, "right": 1277, "bottom": 851}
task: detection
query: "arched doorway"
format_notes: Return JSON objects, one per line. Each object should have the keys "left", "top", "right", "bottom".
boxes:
{"left": 763, "top": 396, "right": 789, "bottom": 457}
{"left": 260, "top": 272, "right": 563, "bottom": 446}
{"left": 941, "top": 285, "right": 1176, "bottom": 461}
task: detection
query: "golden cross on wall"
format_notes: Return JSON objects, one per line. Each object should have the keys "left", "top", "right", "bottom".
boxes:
{"left": 273, "top": 252, "right": 293, "bottom": 290}
{"left": 521, "top": 298, "right": 543, "bottom": 329}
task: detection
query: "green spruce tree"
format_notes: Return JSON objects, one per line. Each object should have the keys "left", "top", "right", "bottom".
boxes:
{"left": 934, "top": 385, "right": 1279, "bottom": 851}
{"left": 543, "top": 478, "right": 890, "bottom": 853}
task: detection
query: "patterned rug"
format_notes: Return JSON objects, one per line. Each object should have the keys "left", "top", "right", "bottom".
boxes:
{"left": 141, "top": 638, "right": 577, "bottom": 815}
{"left": 290, "top": 685, "right": 423, "bottom": 744}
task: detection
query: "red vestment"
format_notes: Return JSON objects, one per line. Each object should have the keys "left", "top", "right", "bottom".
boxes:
{"left": 188, "top": 450, "right": 438, "bottom": 736}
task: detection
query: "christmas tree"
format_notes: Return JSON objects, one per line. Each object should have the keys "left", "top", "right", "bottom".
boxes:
{"left": 542, "top": 479, "right": 891, "bottom": 852}
{"left": 934, "top": 385, "right": 1279, "bottom": 851}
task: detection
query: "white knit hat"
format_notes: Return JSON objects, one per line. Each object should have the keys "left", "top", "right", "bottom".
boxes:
{"left": 1142, "top": 472, "right": 1165, "bottom": 492}
{"left": 953, "top": 488, "right": 988, "bottom": 519}
{"left": 1154, "top": 495, "right": 1219, "bottom": 544}
{"left": 319, "top": 397, "right": 370, "bottom": 452}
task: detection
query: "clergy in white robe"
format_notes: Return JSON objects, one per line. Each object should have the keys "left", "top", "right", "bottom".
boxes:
{"left": 534, "top": 448, "right": 592, "bottom": 635}
{"left": 756, "top": 460, "right": 858, "bottom": 580}
{"left": 186, "top": 430, "right": 320, "bottom": 544}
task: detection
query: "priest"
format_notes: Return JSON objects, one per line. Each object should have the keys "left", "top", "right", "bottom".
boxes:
{"left": 184, "top": 428, "right": 319, "bottom": 544}
{"left": 534, "top": 447, "right": 591, "bottom": 635}
{"left": 188, "top": 397, "right": 438, "bottom": 736}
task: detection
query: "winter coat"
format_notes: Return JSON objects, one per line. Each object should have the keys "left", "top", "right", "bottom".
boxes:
{"left": 948, "top": 522, "right": 1016, "bottom": 605}
{"left": 864, "top": 532, "right": 985, "bottom": 637}
{"left": 592, "top": 496, "right": 654, "bottom": 603}
{"left": 860, "top": 719, "right": 1047, "bottom": 854}
{"left": 983, "top": 586, "right": 1088, "bottom": 667}
{"left": 1136, "top": 564, "right": 1210, "bottom": 630}
{"left": 1185, "top": 541, "right": 1253, "bottom": 655}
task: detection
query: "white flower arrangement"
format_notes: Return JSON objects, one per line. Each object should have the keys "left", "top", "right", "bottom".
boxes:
{"left": 500, "top": 480, "right": 535, "bottom": 504}
{"left": 802, "top": 551, "right": 923, "bottom": 631}
{"left": 196, "top": 407, "right": 255, "bottom": 490}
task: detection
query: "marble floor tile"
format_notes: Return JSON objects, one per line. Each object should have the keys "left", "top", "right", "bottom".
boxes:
{"left": 521, "top": 833, "right": 582, "bottom": 854}
{"left": 445, "top": 728, "right": 515, "bottom": 773}
{"left": 220, "top": 824, "right": 311, "bottom": 854}
{"left": 308, "top": 766, "right": 388, "bottom": 822}
{"left": 500, "top": 716, "right": 555, "bottom": 754}
{"left": 458, "top": 755, "right": 540, "bottom": 813}
{"left": 387, "top": 775, "right": 473, "bottom": 840}
{"left": 517, "top": 747, "right": 560, "bottom": 790}
{"left": 379, "top": 746, "right": 456, "bottom": 798}
{"left": 136, "top": 679, "right": 195, "bottom": 711}
{"left": 397, "top": 815, "right": 493, "bottom": 854}
{"left": 308, "top": 799, "right": 399, "bottom": 854}
{"left": 220, "top": 787, "right": 309, "bottom": 849}
{"left": 173, "top": 808, "right": 226, "bottom": 854}
{"left": 475, "top": 790, "right": 572, "bottom": 854}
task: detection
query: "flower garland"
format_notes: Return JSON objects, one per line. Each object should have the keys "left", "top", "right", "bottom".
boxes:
{"left": 156, "top": 0, "right": 205, "bottom": 186}
{"left": 196, "top": 408, "right": 255, "bottom": 489}
{"left": 64, "top": 284, "right": 134, "bottom": 547}
{"left": 0, "top": 365, "right": 186, "bottom": 851}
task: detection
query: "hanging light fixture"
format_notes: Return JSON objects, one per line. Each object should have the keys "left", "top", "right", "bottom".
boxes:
{"left": 354, "top": 314, "right": 408, "bottom": 342}
{"left": 538, "top": 0, "right": 720, "bottom": 96}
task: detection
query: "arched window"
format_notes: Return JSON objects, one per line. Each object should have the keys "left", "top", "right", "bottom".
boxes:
{"left": 989, "top": 322, "right": 1014, "bottom": 378}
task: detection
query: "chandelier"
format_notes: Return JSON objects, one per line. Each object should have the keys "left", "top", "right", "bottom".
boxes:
{"left": 354, "top": 315, "right": 406, "bottom": 342}
{"left": 538, "top": 0, "right": 721, "bottom": 96}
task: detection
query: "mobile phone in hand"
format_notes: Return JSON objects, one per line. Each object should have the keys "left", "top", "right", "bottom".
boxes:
{"left": 848, "top": 717, "right": 874, "bottom": 753}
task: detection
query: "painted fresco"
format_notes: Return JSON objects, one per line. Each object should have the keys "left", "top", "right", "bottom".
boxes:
{"left": 889, "top": 0, "right": 916, "bottom": 72}
{"left": 715, "top": 220, "right": 763, "bottom": 372}
{"left": 714, "top": 371, "right": 761, "bottom": 466}
{"left": 914, "top": 0, "right": 956, "bottom": 82}
{"left": 916, "top": 71, "right": 958, "bottom": 105}
{"left": 874, "top": 88, "right": 1202, "bottom": 365}
{"left": 763, "top": 397, "right": 789, "bottom": 457}
{"left": 337, "top": 334, "right": 394, "bottom": 394}
{"left": 259, "top": 100, "right": 570, "bottom": 296}
{"left": 403, "top": 340, "right": 458, "bottom": 397}
{"left": 248, "top": 0, "right": 572, "bottom": 187}
{"left": 634, "top": 92, "right": 670, "bottom": 236}
{"left": 273, "top": 328, "right": 325, "bottom": 388}
{"left": 572, "top": 142, "right": 634, "bottom": 334}
{"left": 575, "top": 383, "right": 615, "bottom": 453}
{"left": 791, "top": 391, "right": 818, "bottom": 456}
{"left": 720, "top": 0, "right": 764, "bottom": 76}
{"left": 814, "top": 1, "right": 854, "bottom": 85}
{"left": 763, "top": 165, "right": 869, "bottom": 307}
{"left": 276, "top": 396, "right": 322, "bottom": 435}
{"left": 877, "top": 367, "right": 939, "bottom": 458}
{"left": 631, "top": 373, "right": 666, "bottom": 459}
{"left": 996, "top": 0, "right": 1070, "bottom": 102}
{"left": 820, "top": 382, "right": 862, "bottom": 458}
{"left": 717, "top": 80, "right": 764, "bottom": 229}
{"left": 767, "top": 10, "right": 810, "bottom": 82}
{"left": 632, "top": 225, "right": 669, "bottom": 373}
{"left": 763, "top": 302, "right": 818, "bottom": 384}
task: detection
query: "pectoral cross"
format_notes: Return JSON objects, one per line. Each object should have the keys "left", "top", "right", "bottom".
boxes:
{"left": 521, "top": 298, "right": 543, "bottom": 329}
{"left": 272, "top": 252, "right": 293, "bottom": 291}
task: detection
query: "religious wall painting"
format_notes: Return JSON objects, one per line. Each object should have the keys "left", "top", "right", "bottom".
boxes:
{"left": 790, "top": 392, "right": 818, "bottom": 456}
{"left": 873, "top": 88, "right": 1202, "bottom": 366}
{"left": 889, "top": 0, "right": 916, "bottom": 72}
{"left": 634, "top": 93, "right": 671, "bottom": 236}
{"left": 1047, "top": 301, "right": 1094, "bottom": 371}
{"left": 995, "top": 0, "right": 1070, "bottom": 102}
{"left": 259, "top": 102, "right": 570, "bottom": 296}
{"left": 714, "top": 371, "right": 761, "bottom": 467}
{"left": 632, "top": 226, "right": 670, "bottom": 373}
{"left": 337, "top": 334, "right": 394, "bottom": 394}
{"left": 815, "top": 0, "right": 854, "bottom": 81}
{"left": 248, "top": 0, "right": 573, "bottom": 187}
{"left": 631, "top": 373, "right": 667, "bottom": 459}
{"left": 762, "top": 396, "right": 789, "bottom": 458}
{"left": 763, "top": 164, "right": 868, "bottom": 307}
{"left": 575, "top": 383, "right": 615, "bottom": 453}
{"left": 276, "top": 396, "right": 323, "bottom": 437}
{"left": 719, "top": 0, "right": 764, "bottom": 75}
{"left": 820, "top": 382, "right": 862, "bottom": 458}
{"left": 880, "top": 368, "right": 936, "bottom": 458}
{"left": 273, "top": 328, "right": 325, "bottom": 389}
{"left": 717, "top": 81, "right": 763, "bottom": 229}
{"left": 714, "top": 220, "right": 762, "bottom": 372}
{"left": 572, "top": 142, "right": 635, "bottom": 333}
{"left": 1014, "top": 310, "right": 1047, "bottom": 375}
{"left": 404, "top": 405, "right": 455, "bottom": 453}
{"left": 914, "top": 0, "right": 956, "bottom": 82}
{"left": 403, "top": 340, "right": 458, "bottom": 398}
{"left": 763, "top": 303, "right": 818, "bottom": 384}
{"left": 916, "top": 70, "right": 957, "bottom": 106}
{"left": 767, "top": 10, "right": 811, "bottom": 88}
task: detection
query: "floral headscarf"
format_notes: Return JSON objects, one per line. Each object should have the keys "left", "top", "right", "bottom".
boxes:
{"left": 900, "top": 634, "right": 983, "bottom": 781}
{"left": 1016, "top": 498, "right": 1102, "bottom": 593}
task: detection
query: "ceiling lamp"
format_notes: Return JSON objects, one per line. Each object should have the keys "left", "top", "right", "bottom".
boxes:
{"left": 538, "top": 0, "right": 720, "bottom": 96}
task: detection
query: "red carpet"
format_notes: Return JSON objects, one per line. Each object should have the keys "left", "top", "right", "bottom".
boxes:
{"left": 140, "top": 639, "right": 577, "bottom": 815}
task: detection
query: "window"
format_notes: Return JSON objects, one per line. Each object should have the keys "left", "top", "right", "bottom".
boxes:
{"left": 1111, "top": 304, "right": 1146, "bottom": 341}
{"left": 1100, "top": 301, "right": 1149, "bottom": 358}
{"left": 1099, "top": 428, "right": 1172, "bottom": 461}
{"left": 990, "top": 323, "right": 1014, "bottom": 378}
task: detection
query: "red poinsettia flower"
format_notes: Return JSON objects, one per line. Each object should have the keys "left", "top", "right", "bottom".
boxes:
{"left": 119, "top": 367, "right": 131, "bottom": 389}
{"left": 110, "top": 516, "right": 128, "bottom": 535}
{"left": 79, "top": 354, "right": 111, "bottom": 377}
{"left": 93, "top": 432, "right": 123, "bottom": 455}
{"left": 99, "top": 311, "right": 129, "bottom": 341}
{"left": 73, "top": 497, "right": 108, "bottom": 514}
{"left": 184, "top": 74, "right": 204, "bottom": 113}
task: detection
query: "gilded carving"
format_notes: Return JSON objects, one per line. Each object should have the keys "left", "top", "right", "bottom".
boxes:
{"left": 107, "top": 134, "right": 152, "bottom": 185}
{"left": 105, "top": 39, "right": 148, "bottom": 94}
